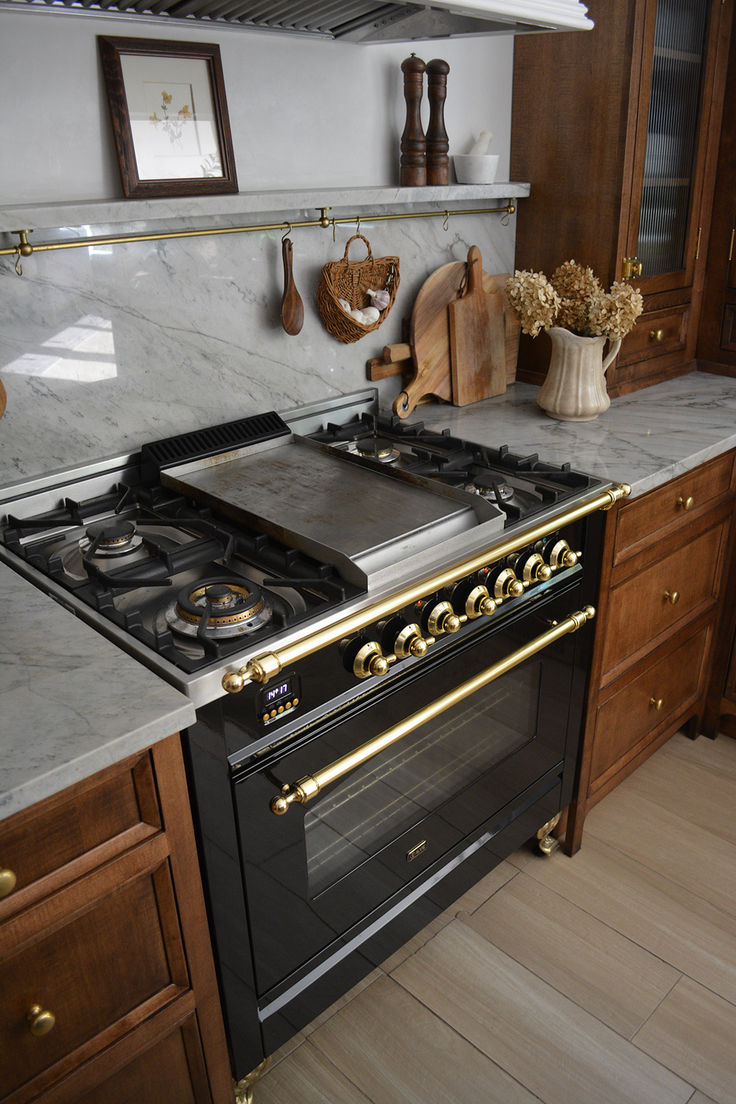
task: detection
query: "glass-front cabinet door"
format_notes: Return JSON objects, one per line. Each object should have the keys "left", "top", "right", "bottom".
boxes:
{"left": 625, "top": 0, "right": 717, "bottom": 293}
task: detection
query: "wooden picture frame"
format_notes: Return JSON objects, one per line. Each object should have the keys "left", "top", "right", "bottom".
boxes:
{"left": 98, "top": 36, "right": 238, "bottom": 199}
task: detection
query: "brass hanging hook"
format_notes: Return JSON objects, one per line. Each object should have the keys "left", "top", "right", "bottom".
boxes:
{"left": 443, "top": 211, "right": 450, "bottom": 232}
{"left": 356, "top": 216, "right": 361, "bottom": 236}
{"left": 332, "top": 218, "right": 336, "bottom": 243}
{"left": 11, "top": 229, "right": 33, "bottom": 276}
{"left": 281, "top": 222, "right": 293, "bottom": 242}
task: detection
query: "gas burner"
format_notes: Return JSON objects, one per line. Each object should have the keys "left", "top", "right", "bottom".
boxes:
{"left": 355, "top": 437, "right": 400, "bottom": 464}
{"left": 82, "top": 519, "right": 143, "bottom": 556}
{"left": 466, "top": 482, "right": 515, "bottom": 502}
{"left": 165, "top": 578, "right": 273, "bottom": 639}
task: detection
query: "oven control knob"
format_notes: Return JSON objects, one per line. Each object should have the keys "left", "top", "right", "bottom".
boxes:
{"left": 486, "top": 567, "right": 525, "bottom": 601}
{"left": 393, "top": 623, "right": 434, "bottom": 658}
{"left": 517, "top": 552, "right": 552, "bottom": 585}
{"left": 464, "top": 585, "right": 497, "bottom": 619}
{"left": 353, "top": 641, "right": 396, "bottom": 679}
{"left": 426, "top": 601, "right": 463, "bottom": 636}
{"left": 546, "top": 539, "right": 581, "bottom": 570}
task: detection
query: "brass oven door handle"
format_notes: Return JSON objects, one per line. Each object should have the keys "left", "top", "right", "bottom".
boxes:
{"left": 270, "top": 605, "right": 596, "bottom": 815}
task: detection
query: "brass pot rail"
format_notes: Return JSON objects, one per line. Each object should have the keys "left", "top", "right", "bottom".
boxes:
{"left": 223, "top": 482, "right": 630, "bottom": 694}
{"left": 271, "top": 604, "right": 596, "bottom": 815}
{"left": 1, "top": 203, "right": 515, "bottom": 271}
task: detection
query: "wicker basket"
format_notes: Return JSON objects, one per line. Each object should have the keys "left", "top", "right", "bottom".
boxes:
{"left": 317, "top": 233, "right": 400, "bottom": 344}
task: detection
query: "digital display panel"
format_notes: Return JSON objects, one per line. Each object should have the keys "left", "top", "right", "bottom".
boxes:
{"left": 257, "top": 673, "right": 300, "bottom": 722}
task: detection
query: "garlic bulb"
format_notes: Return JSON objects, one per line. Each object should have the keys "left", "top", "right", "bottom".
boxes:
{"left": 360, "top": 306, "right": 380, "bottom": 324}
{"left": 367, "top": 288, "right": 390, "bottom": 310}
{"left": 338, "top": 298, "right": 352, "bottom": 313}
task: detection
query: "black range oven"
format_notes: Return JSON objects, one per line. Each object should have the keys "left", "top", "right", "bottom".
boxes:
{"left": 0, "top": 389, "right": 627, "bottom": 1083}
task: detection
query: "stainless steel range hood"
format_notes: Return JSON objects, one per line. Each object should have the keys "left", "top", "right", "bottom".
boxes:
{"left": 2, "top": 0, "right": 593, "bottom": 40}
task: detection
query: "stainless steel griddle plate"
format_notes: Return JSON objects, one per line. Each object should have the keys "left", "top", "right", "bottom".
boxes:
{"left": 161, "top": 436, "right": 504, "bottom": 588}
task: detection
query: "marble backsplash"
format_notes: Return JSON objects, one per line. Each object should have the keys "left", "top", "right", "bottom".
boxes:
{"left": 0, "top": 200, "right": 517, "bottom": 488}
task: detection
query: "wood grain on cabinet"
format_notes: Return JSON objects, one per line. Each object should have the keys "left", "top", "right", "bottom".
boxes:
{"left": 0, "top": 737, "right": 233, "bottom": 1104}
{"left": 565, "top": 451, "right": 736, "bottom": 854}
{"left": 511, "top": 0, "right": 733, "bottom": 396}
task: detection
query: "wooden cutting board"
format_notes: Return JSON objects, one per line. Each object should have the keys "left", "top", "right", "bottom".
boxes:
{"left": 448, "top": 245, "right": 507, "bottom": 405}
{"left": 394, "top": 263, "right": 519, "bottom": 418}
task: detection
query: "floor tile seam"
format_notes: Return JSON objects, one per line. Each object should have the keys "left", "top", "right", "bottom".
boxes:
{"left": 576, "top": 825, "right": 736, "bottom": 919}
{"left": 463, "top": 865, "right": 524, "bottom": 916}
{"left": 391, "top": 930, "right": 696, "bottom": 1104}
{"left": 296, "top": 1034, "right": 377, "bottom": 1104}
{"left": 349, "top": 969, "right": 546, "bottom": 1104}
{"left": 629, "top": 970, "right": 685, "bottom": 1042}
{"left": 451, "top": 906, "right": 681, "bottom": 1043}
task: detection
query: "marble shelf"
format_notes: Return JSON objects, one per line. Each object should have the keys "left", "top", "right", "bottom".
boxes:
{"left": 0, "top": 183, "right": 530, "bottom": 237}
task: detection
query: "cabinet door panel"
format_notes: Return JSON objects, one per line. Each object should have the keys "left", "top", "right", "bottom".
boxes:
{"left": 0, "top": 861, "right": 185, "bottom": 1098}
{"left": 601, "top": 520, "right": 726, "bottom": 682}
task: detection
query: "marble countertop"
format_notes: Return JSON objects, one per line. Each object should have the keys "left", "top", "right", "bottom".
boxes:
{"left": 413, "top": 373, "right": 736, "bottom": 498}
{"left": 0, "top": 561, "right": 195, "bottom": 821}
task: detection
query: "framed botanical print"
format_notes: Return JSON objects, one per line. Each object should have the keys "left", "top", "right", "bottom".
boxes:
{"left": 98, "top": 36, "right": 238, "bottom": 198}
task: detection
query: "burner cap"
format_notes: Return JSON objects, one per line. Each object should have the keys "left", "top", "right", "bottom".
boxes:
{"left": 356, "top": 436, "right": 400, "bottom": 463}
{"left": 85, "top": 518, "right": 138, "bottom": 553}
{"left": 169, "top": 577, "right": 273, "bottom": 639}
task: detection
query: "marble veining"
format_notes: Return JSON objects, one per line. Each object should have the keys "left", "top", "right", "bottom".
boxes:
{"left": 416, "top": 374, "right": 736, "bottom": 497}
{"left": 0, "top": 207, "right": 515, "bottom": 485}
{"left": 0, "top": 561, "right": 194, "bottom": 819}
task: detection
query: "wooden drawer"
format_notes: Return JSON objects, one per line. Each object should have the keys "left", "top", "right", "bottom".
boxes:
{"left": 613, "top": 452, "right": 734, "bottom": 565}
{"left": 619, "top": 304, "right": 688, "bottom": 364}
{"left": 0, "top": 850, "right": 188, "bottom": 1101}
{"left": 0, "top": 753, "right": 161, "bottom": 915}
{"left": 590, "top": 623, "right": 711, "bottom": 788}
{"left": 601, "top": 518, "right": 727, "bottom": 683}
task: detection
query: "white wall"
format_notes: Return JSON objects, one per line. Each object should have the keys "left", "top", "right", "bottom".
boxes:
{"left": 0, "top": 8, "right": 513, "bottom": 203}
{"left": 0, "top": 9, "right": 517, "bottom": 484}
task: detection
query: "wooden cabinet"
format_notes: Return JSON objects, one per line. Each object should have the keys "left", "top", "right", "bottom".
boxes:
{"left": 0, "top": 736, "right": 233, "bottom": 1104}
{"left": 511, "top": 0, "right": 733, "bottom": 396}
{"left": 565, "top": 452, "right": 735, "bottom": 853}
{"left": 697, "top": 12, "right": 736, "bottom": 372}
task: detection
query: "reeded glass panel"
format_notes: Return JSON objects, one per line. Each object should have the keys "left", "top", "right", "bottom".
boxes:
{"left": 637, "top": 0, "right": 709, "bottom": 276}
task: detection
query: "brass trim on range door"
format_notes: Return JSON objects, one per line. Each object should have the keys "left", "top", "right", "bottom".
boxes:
{"left": 270, "top": 605, "right": 596, "bottom": 815}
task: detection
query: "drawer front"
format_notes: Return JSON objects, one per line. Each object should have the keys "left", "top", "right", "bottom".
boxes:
{"left": 590, "top": 624, "right": 711, "bottom": 786}
{"left": 614, "top": 452, "right": 734, "bottom": 564}
{"left": 0, "top": 859, "right": 186, "bottom": 1098}
{"left": 0, "top": 753, "right": 161, "bottom": 911}
{"left": 601, "top": 520, "right": 726, "bottom": 682}
{"left": 619, "top": 304, "right": 688, "bottom": 364}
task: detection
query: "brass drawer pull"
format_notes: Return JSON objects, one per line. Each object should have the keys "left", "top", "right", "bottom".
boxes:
{"left": 676, "top": 495, "right": 694, "bottom": 511}
{"left": 649, "top": 697, "right": 664, "bottom": 712}
{"left": 649, "top": 329, "right": 665, "bottom": 343}
{"left": 270, "top": 606, "right": 596, "bottom": 814}
{"left": 0, "top": 867, "right": 17, "bottom": 898}
{"left": 664, "top": 590, "right": 680, "bottom": 605}
{"left": 27, "top": 1005, "right": 56, "bottom": 1036}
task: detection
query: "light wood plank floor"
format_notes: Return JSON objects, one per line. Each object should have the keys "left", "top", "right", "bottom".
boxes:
{"left": 254, "top": 733, "right": 736, "bottom": 1104}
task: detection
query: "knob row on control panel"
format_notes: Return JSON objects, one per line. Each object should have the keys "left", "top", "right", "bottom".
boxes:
{"left": 341, "top": 537, "right": 581, "bottom": 680}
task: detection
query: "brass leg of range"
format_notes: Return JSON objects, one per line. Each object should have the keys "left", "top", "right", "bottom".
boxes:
{"left": 233, "top": 1058, "right": 272, "bottom": 1104}
{"left": 537, "top": 813, "right": 562, "bottom": 856}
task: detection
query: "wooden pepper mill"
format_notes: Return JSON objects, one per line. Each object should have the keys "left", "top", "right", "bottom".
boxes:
{"left": 400, "top": 54, "right": 426, "bottom": 186}
{"left": 426, "top": 58, "right": 450, "bottom": 186}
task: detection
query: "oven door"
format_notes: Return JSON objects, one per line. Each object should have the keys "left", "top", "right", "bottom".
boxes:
{"left": 233, "top": 583, "right": 590, "bottom": 1001}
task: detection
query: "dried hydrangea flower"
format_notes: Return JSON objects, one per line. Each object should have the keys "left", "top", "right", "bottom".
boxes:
{"left": 588, "top": 281, "right": 644, "bottom": 339}
{"left": 550, "top": 260, "right": 605, "bottom": 334}
{"left": 504, "top": 269, "right": 561, "bottom": 338}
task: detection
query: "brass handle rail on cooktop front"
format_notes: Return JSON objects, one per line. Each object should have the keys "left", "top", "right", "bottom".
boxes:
{"left": 223, "top": 482, "right": 630, "bottom": 693}
{"left": 270, "top": 605, "right": 596, "bottom": 815}
{"left": 2, "top": 203, "right": 515, "bottom": 273}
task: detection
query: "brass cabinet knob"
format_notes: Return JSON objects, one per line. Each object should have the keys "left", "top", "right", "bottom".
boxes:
{"left": 663, "top": 590, "right": 680, "bottom": 605}
{"left": 649, "top": 697, "right": 664, "bottom": 711}
{"left": 649, "top": 328, "right": 665, "bottom": 343}
{"left": 676, "top": 495, "right": 694, "bottom": 511}
{"left": 0, "top": 867, "right": 17, "bottom": 899}
{"left": 27, "top": 1005, "right": 56, "bottom": 1036}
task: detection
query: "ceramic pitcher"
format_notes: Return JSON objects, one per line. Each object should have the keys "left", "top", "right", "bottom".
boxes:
{"left": 537, "top": 326, "right": 622, "bottom": 421}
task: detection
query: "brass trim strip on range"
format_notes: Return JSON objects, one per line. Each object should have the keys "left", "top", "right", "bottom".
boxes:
{"left": 1, "top": 203, "right": 515, "bottom": 265}
{"left": 270, "top": 605, "right": 596, "bottom": 815}
{"left": 222, "top": 482, "right": 630, "bottom": 692}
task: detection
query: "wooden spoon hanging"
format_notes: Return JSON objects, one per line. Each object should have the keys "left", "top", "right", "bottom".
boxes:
{"left": 0, "top": 379, "right": 6, "bottom": 418}
{"left": 280, "top": 237, "right": 304, "bottom": 336}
